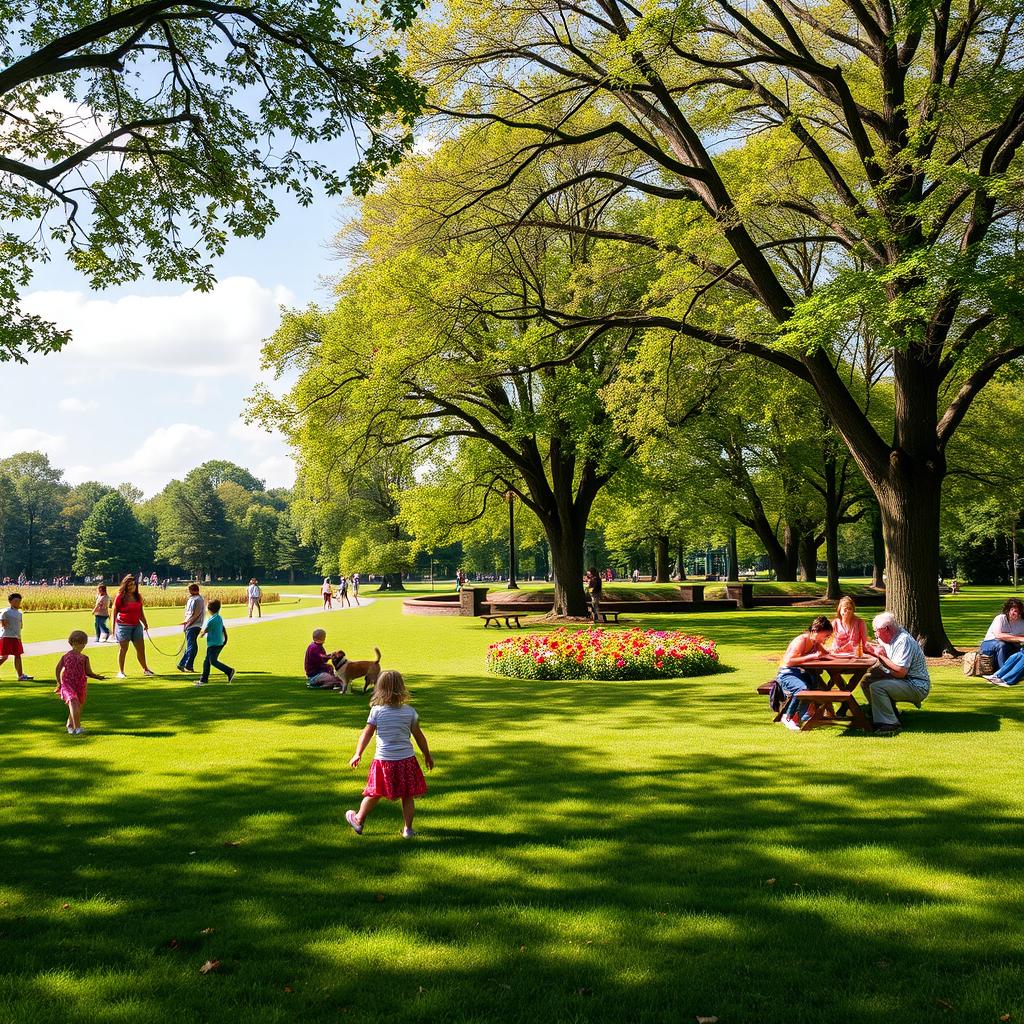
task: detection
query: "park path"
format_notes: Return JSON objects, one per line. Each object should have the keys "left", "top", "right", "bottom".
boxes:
{"left": 19, "top": 596, "right": 374, "bottom": 659}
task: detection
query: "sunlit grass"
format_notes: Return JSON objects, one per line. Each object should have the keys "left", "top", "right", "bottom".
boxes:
{"left": 0, "top": 588, "right": 1022, "bottom": 1023}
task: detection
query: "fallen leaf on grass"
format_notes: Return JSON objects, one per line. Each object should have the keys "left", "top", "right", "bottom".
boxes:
{"left": 199, "top": 959, "right": 221, "bottom": 975}
{"left": 875, "top": 959, "right": 890, "bottom": 969}
{"left": 999, "top": 1015, "right": 1011, "bottom": 1022}
{"left": 696, "top": 1017, "right": 720, "bottom": 1024}
{"left": 200, "top": 928, "right": 215, "bottom": 935}
{"left": 283, "top": 986, "right": 293, "bottom": 994}
{"left": 935, "top": 999, "right": 954, "bottom": 1011}
{"left": 577, "top": 987, "right": 592, "bottom": 996}
{"left": 374, "top": 893, "right": 386, "bottom": 903}
{"left": 61, "top": 903, "right": 70, "bottom": 910}
{"left": 766, "top": 879, "right": 776, "bottom": 886}
{"left": 222, "top": 841, "right": 241, "bottom": 848}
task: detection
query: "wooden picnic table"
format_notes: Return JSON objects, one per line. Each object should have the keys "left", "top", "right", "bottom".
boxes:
{"left": 791, "top": 654, "right": 876, "bottom": 731}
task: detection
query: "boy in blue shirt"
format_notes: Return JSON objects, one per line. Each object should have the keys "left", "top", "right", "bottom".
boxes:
{"left": 198, "top": 599, "right": 235, "bottom": 686}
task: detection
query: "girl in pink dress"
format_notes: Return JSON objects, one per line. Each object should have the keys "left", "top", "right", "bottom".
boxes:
{"left": 831, "top": 596, "right": 868, "bottom": 655}
{"left": 346, "top": 670, "right": 433, "bottom": 838}
{"left": 54, "top": 630, "right": 104, "bottom": 735}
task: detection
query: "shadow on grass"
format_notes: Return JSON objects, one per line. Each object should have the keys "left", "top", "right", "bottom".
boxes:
{"left": 2, "top": 669, "right": 1024, "bottom": 1024}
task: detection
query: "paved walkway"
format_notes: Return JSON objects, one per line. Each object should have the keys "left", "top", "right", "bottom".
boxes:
{"left": 19, "top": 597, "right": 373, "bottom": 658}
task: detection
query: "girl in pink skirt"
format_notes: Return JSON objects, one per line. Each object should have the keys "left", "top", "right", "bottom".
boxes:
{"left": 347, "top": 670, "right": 433, "bottom": 838}
{"left": 53, "top": 630, "right": 105, "bottom": 735}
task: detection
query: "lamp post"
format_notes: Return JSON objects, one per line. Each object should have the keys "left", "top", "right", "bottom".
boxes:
{"left": 505, "top": 490, "right": 519, "bottom": 589}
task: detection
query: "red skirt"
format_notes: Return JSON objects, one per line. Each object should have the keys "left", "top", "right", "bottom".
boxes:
{"left": 363, "top": 756, "right": 427, "bottom": 800}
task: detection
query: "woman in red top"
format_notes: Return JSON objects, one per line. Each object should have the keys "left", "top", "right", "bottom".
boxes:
{"left": 113, "top": 574, "right": 154, "bottom": 678}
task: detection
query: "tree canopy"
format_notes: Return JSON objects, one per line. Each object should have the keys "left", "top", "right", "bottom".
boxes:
{"left": 0, "top": 0, "right": 424, "bottom": 362}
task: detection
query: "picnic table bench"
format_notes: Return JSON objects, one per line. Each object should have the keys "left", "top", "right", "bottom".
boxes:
{"left": 758, "top": 656, "right": 876, "bottom": 731}
{"left": 481, "top": 612, "right": 524, "bottom": 628}
{"left": 599, "top": 610, "right": 624, "bottom": 624}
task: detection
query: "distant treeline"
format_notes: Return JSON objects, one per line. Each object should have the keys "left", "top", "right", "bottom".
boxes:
{"left": 0, "top": 453, "right": 318, "bottom": 582}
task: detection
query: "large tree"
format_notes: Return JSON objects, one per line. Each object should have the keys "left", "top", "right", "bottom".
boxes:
{"left": 256, "top": 133, "right": 711, "bottom": 614}
{"left": 0, "top": 451, "right": 67, "bottom": 577}
{"left": 73, "top": 491, "right": 153, "bottom": 579}
{"left": 413, "top": 0, "right": 1024, "bottom": 651}
{"left": 0, "top": 0, "right": 424, "bottom": 362}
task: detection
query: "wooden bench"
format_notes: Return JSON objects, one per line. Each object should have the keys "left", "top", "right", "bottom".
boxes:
{"left": 481, "top": 613, "right": 524, "bottom": 629}
{"left": 600, "top": 610, "right": 624, "bottom": 624}
{"left": 795, "top": 689, "right": 870, "bottom": 731}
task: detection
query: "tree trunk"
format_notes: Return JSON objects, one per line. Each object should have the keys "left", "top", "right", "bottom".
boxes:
{"left": 726, "top": 526, "right": 739, "bottom": 581}
{"left": 876, "top": 470, "right": 951, "bottom": 653}
{"left": 548, "top": 520, "right": 588, "bottom": 616}
{"left": 654, "top": 535, "right": 670, "bottom": 582}
{"left": 777, "top": 523, "right": 799, "bottom": 581}
{"left": 380, "top": 572, "right": 405, "bottom": 591}
{"left": 676, "top": 541, "right": 686, "bottom": 580}
{"left": 821, "top": 454, "right": 843, "bottom": 600}
{"left": 870, "top": 504, "right": 886, "bottom": 588}
{"left": 798, "top": 532, "right": 817, "bottom": 583}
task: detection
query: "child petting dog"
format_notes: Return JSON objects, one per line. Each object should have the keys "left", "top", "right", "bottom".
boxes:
{"left": 304, "top": 629, "right": 382, "bottom": 694}
{"left": 347, "top": 670, "right": 433, "bottom": 838}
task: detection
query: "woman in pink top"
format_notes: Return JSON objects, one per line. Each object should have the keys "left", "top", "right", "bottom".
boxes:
{"left": 831, "top": 596, "right": 868, "bottom": 654}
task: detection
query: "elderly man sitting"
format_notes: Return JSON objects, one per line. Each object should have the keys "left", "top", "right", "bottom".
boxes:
{"left": 304, "top": 628, "right": 347, "bottom": 692}
{"left": 863, "top": 612, "right": 931, "bottom": 735}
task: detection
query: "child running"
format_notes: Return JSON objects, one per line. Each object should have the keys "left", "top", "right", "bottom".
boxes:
{"left": 347, "top": 670, "right": 433, "bottom": 838}
{"left": 0, "top": 593, "right": 33, "bottom": 681}
{"left": 54, "top": 630, "right": 104, "bottom": 735}
{"left": 198, "top": 599, "right": 235, "bottom": 686}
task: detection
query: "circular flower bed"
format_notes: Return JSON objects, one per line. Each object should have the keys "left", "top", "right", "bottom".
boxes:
{"left": 487, "top": 627, "right": 719, "bottom": 681}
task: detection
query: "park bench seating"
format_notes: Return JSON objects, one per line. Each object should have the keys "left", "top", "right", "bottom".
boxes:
{"left": 599, "top": 610, "right": 623, "bottom": 624}
{"left": 481, "top": 612, "right": 524, "bottom": 628}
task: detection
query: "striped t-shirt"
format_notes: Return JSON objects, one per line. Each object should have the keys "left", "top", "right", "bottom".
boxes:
{"left": 368, "top": 704, "right": 419, "bottom": 761}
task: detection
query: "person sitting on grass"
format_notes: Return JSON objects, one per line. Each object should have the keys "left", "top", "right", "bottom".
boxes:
{"left": 776, "top": 615, "right": 833, "bottom": 731}
{"left": 305, "top": 628, "right": 344, "bottom": 690}
{"left": 863, "top": 612, "right": 931, "bottom": 735}
{"left": 979, "top": 598, "right": 1024, "bottom": 672}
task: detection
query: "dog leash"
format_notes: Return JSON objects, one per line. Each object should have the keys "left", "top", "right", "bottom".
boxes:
{"left": 144, "top": 630, "right": 186, "bottom": 658}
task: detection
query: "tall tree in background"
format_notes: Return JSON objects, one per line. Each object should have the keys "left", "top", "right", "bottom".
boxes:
{"left": 414, "top": 0, "right": 1024, "bottom": 651}
{"left": 155, "top": 476, "right": 227, "bottom": 578}
{"left": 73, "top": 491, "right": 153, "bottom": 579}
{"left": 0, "top": 0, "right": 424, "bottom": 363}
{"left": 0, "top": 451, "right": 66, "bottom": 577}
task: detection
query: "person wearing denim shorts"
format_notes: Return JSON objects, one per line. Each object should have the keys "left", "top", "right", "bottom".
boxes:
{"left": 775, "top": 616, "right": 833, "bottom": 731}
{"left": 113, "top": 574, "right": 154, "bottom": 679}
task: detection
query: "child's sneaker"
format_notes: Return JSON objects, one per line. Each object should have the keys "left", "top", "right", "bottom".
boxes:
{"left": 73, "top": 728, "right": 85, "bottom": 735}
{"left": 402, "top": 827, "right": 416, "bottom": 839}
{"left": 345, "top": 810, "right": 363, "bottom": 835}
{"left": 116, "top": 672, "right": 127, "bottom": 679}
{"left": 18, "top": 674, "right": 33, "bottom": 681}
{"left": 194, "top": 680, "right": 206, "bottom": 687}
{"left": 142, "top": 670, "right": 156, "bottom": 677}
{"left": 226, "top": 669, "right": 236, "bottom": 683}
{"left": 782, "top": 717, "right": 802, "bottom": 731}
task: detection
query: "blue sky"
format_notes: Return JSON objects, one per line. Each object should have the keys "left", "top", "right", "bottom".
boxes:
{"left": 7, "top": 164, "right": 354, "bottom": 497}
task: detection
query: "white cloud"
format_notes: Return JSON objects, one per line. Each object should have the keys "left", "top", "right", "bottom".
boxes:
{"left": 3, "top": 427, "right": 68, "bottom": 458}
{"left": 58, "top": 397, "right": 100, "bottom": 413}
{"left": 73, "top": 423, "right": 217, "bottom": 495}
{"left": 22, "top": 276, "right": 295, "bottom": 379}
{"left": 255, "top": 455, "right": 295, "bottom": 489}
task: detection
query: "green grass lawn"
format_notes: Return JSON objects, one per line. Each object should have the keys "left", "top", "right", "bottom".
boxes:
{"left": 1, "top": 589, "right": 1021, "bottom": 1023}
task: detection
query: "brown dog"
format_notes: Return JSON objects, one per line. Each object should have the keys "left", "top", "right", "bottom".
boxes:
{"left": 334, "top": 647, "right": 382, "bottom": 694}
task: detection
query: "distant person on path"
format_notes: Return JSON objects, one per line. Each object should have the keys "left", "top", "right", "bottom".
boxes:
{"left": 830, "top": 596, "right": 867, "bottom": 655}
{"left": 979, "top": 598, "right": 1024, "bottom": 671}
{"left": 113, "top": 574, "right": 154, "bottom": 679}
{"left": 338, "top": 574, "right": 351, "bottom": 607}
{"left": 54, "top": 630, "right": 104, "bottom": 735}
{"left": 775, "top": 615, "right": 833, "bottom": 731}
{"left": 0, "top": 593, "right": 33, "bottom": 681}
{"left": 351, "top": 572, "right": 360, "bottom": 605}
{"left": 949, "top": 578, "right": 960, "bottom": 595}
{"left": 346, "top": 670, "right": 433, "bottom": 838}
{"left": 863, "top": 612, "right": 931, "bottom": 735}
{"left": 584, "top": 567, "right": 602, "bottom": 623}
{"left": 198, "top": 599, "right": 234, "bottom": 686}
{"left": 247, "top": 578, "right": 262, "bottom": 619}
{"left": 322, "top": 577, "right": 333, "bottom": 609}
{"left": 176, "top": 583, "right": 205, "bottom": 673}
{"left": 92, "top": 584, "right": 111, "bottom": 643}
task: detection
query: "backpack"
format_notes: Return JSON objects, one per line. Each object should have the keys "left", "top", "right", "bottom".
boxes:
{"left": 962, "top": 651, "right": 995, "bottom": 677}
{"left": 768, "top": 680, "right": 786, "bottom": 712}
